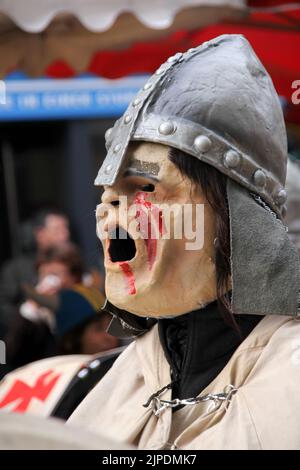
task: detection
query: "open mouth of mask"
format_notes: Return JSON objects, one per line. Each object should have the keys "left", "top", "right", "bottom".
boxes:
{"left": 108, "top": 226, "right": 137, "bottom": 263}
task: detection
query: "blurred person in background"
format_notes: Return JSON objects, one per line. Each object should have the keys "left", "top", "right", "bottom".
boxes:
{"left": 0, "top": 209, "right": 70, "bottom": 338}
{"left": 54, "top": 284, "right": 118, "bottom": 355}
{"left": 4, "top": 242, "right": 83, "bottom": 372}
{"left": 4, "top": 241, "right": 117, "bottom": 372}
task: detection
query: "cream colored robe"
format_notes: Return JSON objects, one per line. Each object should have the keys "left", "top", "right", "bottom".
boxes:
{"left": 69, "top": 315, "right": 300, "bottom": 450}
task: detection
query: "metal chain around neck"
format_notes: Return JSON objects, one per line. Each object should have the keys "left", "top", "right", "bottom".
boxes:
{"left": 146, "top": 384, "right": 238, "bottom": 417}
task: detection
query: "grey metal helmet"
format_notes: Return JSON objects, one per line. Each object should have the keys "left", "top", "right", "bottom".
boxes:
{"left": 96, "top": 34, "right": 300, "bottom": 318}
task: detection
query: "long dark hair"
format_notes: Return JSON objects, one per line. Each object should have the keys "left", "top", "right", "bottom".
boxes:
{"left": 169, "top": 147, "right": 240, "bottom": 332}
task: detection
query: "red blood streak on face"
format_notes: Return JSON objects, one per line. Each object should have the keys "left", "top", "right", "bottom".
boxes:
{"left": 134, "top": 192, "right": 166, "bottom": 270}
{"left": 119, "top": 261, "right": 136, "bottom": 295}
{"left": 158, "top": 210, "right": 164, "bottom": 237}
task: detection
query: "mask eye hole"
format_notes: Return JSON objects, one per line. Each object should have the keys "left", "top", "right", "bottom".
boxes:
{"left": 140, "top": 183, "right": 155, "bottom": 192}
{"left": 111, "top": 200, "right": 120, "bottom": 207}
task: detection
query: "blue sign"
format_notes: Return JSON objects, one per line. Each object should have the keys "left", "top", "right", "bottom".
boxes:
{"left": 0, "top": 75, "right": 149, "bottom": 121}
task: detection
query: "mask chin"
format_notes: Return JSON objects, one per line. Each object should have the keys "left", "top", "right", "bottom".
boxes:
{"left": 106, "top": 247, "right": 217, "bottom": 320}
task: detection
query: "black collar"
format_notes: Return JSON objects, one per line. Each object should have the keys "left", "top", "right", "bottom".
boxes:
{"left": 158, "top": 301, "right": 262, "bottom": 401}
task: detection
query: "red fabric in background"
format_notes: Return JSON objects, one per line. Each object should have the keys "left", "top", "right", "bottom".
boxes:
{"left": 44, "top": 4, "right": 300, "bottom": 122}
{"left": 46, "top": 26, "right": 299, "bottom": 97}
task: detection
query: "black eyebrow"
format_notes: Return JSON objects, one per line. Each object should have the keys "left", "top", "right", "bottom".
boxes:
{"left": 123, "top": 168, "right": 159, "bottom": 182}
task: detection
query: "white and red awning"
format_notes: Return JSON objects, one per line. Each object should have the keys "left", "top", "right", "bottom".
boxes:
{"left": 0, "top": 0, "right": 247, "bottom": 77}
{"left": 0, "top": 1, "right": 299, "bottom": 122}
{"left": 0, "top": 0, "right": 246, "bottom": 32}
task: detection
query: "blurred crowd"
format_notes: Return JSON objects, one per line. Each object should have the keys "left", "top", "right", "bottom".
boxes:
{"left": 0, "top": 209, "right": 119, "bottom": 379}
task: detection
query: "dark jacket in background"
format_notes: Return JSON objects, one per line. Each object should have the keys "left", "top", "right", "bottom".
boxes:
{"left": 0, "top": 254, "right": 37, "bottom": 338}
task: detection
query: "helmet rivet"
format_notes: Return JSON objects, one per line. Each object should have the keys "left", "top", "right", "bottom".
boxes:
{"left": 193, "top": 135, "right": 212, "bottom": 153}
{"left": 275, "top": 189, "right": 287, "bottom": 205}
{"left": 105, "top": 128, "right": 113, "bottom": 141}
{"left": 167, "top": 55, "right": 176, "bottom": 63}
{"left": 155, "top": 67, "right": 165, "bottom": 75}
{"left": 223, "top": 150, "right": 240, "bottom": 169}
{"left": 124, "top": 114, "right": 132, "bottom": 124}
{"left": 143, "top": 82, "right": 152, "bottom": 91}
{"left": 104, "top": 164, "right": 112, "bottom": 174}
{"left": 132, "top": 98, "right": 141, "bottom": 107}
{"left": 113, "top": 144, "right": 121, "bottom": 153}
{"left": 158, "top": 121, "right": 176, "bottom": 136}
{"left": 253, "top": 169, "right": 267, "bottom": 188}
{"left": 167, "top": 53, "right": 183, "bottom": 64}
